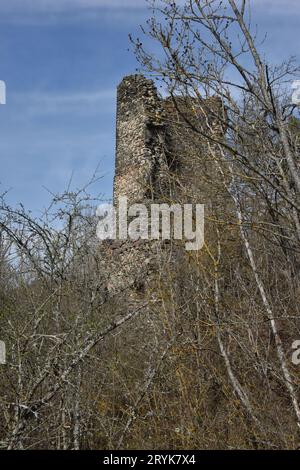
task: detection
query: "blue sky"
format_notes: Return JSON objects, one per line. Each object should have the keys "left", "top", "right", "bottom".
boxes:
{"left": 0, "top": 0, "right": 299, "bottom": 212}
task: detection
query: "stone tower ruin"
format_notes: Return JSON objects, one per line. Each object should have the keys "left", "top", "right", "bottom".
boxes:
{"left": 100, "top": 74, "right": 226, "bottom": 301}
{"left": 114, "top": 74, "right": 225, "bottom": 206}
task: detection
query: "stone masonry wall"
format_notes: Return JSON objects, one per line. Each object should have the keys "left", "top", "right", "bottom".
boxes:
{"left": 101, "top": 74, "right": 226, "bottom": 299}
{"left": 114, "top": 75, "right": 168, "bottom": 205}
{"left": 114, "top": 74, "right": 226, "bottom": 205}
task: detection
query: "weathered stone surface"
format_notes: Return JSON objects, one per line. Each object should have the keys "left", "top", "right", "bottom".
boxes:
{"left": 114, "top": 74, "right": 225, "bottom": 205}
{"left": 100, "top": 74, "right": 226, "bottom": 299}
{"left": 114, "top": 74, "right": 168, "bottom": 205}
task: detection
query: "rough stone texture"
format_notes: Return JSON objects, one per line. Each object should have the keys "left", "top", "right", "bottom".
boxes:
{"left": 114, "top": 75, "right": 168, "bottom": 205}
{"left": 100, "top": 74, "right": 226, "bottom": 299}
{"left": 114, "top": 74, "right": 226, "bottom": 206}
{"left": 162, "top": 95, "right": 226, "bottom": 204}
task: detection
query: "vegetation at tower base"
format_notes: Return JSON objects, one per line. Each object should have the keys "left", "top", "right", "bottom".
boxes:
{"left": 1, "top": 0, "right": 300, "bottom": 450}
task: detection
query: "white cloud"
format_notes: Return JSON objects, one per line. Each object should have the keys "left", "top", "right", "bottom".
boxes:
{"left": 0, "top": 0, "right": 146, "bottom": 13}
{"left": 0, "top": 0, "right": 148, "bottom": 25}
{"left": 1, "top": 1, "right": 298, "bottom": 25}
{"left": 0, "top": 0, "right": 298, "bottom": 14}
{"left": 13, "top": 89, "right": 115, "bottom": 105}
{"left": 252, "top": 0, "right": 300, "bottom": 13}
{"left": 9, "top": 89, "right": 116, "bottom": 117}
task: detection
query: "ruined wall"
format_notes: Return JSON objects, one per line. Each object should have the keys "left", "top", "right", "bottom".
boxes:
{"left": 114, "top": 74, "right": 168, "bottom": 204}
{"left": 114, "top": 74, "right": 226, "bottom": 206}
{"left": 162, "top": 95, "right": 226, "bottom": 204}
{"left": 101, "top": 74, "right": 226, "bottom": 299}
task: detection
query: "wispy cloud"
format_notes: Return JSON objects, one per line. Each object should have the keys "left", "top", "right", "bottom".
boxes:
{"left": 0, "top": 0, "right": 298, "bottom": 14}
{"left": 8, "top": 89, "right": 116, "bottom": 117}
{"left": 0, "top": 0, "right": 148, "bottom": 25}
{"left": 2, "top": 1, "right": 298, "bottom": 27}
{"left": 12, "top": 89, "right": 115, "bottom": 106}
{"left": 252, "top": 0, "right": 300, "bottom": 14}
{"left": 0, "top": 0, "right": 146, "bottom": 13}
